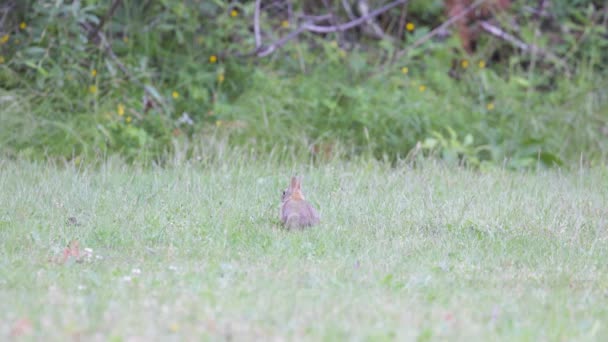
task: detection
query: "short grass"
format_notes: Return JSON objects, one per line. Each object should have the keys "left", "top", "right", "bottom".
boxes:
{"left": 1, "top": 158, "right": 607, "bottom": 340}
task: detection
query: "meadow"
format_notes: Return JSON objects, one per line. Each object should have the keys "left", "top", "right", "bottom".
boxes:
{"left": 2, "top": 158, "right": 607, "bottom": 340}
{"left": 2, "top": 1, "right": 608, "bottom": 340}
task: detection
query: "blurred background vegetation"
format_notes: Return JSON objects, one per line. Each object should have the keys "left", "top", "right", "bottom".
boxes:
{"left": 0, "top": 0, "right": 606, "bottom": 168}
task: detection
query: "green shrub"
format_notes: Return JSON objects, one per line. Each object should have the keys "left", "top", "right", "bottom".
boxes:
{"left": 0, "top": 0, "right": 607, "bottom": 168}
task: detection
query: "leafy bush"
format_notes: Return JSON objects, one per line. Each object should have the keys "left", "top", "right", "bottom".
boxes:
{"left": 0, "top": 0, "right": 607, "bottom": 168}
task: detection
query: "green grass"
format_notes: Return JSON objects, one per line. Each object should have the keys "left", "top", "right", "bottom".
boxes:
{"left": 1, "top": 158, "right": 607, "bottom": 340}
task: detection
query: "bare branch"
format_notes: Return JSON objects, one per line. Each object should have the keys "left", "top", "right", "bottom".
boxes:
{"left": 479, "top": 20, "right": 529, "bottom": 50}
{"left": 302, "top": 0, "right": 407, "bottom": 33}
{"left": 357, "top": 0, "right": 393, "bottom": 40}
{"left": 341, "top": 0, "right": 356, "bottom": 21}
{"left": 252, "top": 15, "right": 332, "bottom": 57}
{"left": 531, "top": 0, "right": 550, "bottom": 20}
{"left": 89, "top": 25, "right": 168, "bottom": 112}
{"left": 254, "top": 0, "right": 262, "bottom": 49}
{"left": 0, "top": 0, "right": 16, "bottom": 31}
{"left": 96, "top": 31, "right": 145, "bottom": 88}
{"left": 322, "top": 0, "right": 342, "bottom": 37}
{"left": 391, "top": 0, "right": 409, "bottom": 63}
{"left": 252, "top": 0, "right": 406, "bottom": 58}
{"left": 257, "top": 25, "right": 308, "bottom": 57}
{"left": 395, "top": 1, "right": 408, "bottom": 41}
{"left": 393, "top": 0, "right": 487, "bottom": 60}
{"left": 297, "top": 14, "right": 333, "bottom": 22}
{"left": 88, "top": 0, "right": 123, "bottom": 41}
{"left": 479, "top": 20, "right": 570, "bottom": 73}
{"left": 286, "top": 0, "right": 293, "bottom": 21}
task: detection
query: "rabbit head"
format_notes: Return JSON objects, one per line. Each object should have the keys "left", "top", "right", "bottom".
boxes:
{"left": 282, "top": 176, "right": 305, "bottom": 202}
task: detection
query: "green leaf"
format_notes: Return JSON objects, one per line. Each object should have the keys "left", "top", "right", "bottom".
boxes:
{"left": 464, "top": 134, "right": 474, "bottom": 146}
{"left": 422, "top": 138, "right": 438, "bottom": 149}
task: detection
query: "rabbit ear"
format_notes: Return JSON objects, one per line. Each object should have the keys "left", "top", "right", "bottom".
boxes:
{"left": 290, "top": 176, "right": 299, "bottom": 190}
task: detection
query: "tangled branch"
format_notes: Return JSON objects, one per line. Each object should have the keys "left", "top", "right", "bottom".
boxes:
{"left": 251, "top": 0, "right": 408, "bottom": 58}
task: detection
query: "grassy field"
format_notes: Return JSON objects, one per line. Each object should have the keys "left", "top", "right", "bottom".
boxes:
{"left": 1, "top": 158, "right": 607, "bottom": 340}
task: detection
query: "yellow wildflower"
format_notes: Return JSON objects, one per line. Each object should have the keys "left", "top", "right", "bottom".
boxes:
{"left": 126, "top": 116, "right": 132, "bottom": 123}
{"left": 20, "top": 22, "right": 27, "bottom": 30}
{"left": 216, "top": 120, "right": 222, "bottom": 127}
{"left": 217, "top": 73, "right": 225, "bottom": 83}
{"left": 91, "top": 69, "right": 97, "bottom": 77}
{"left": 117, "top": 103, "right": 125, "bottom": 116}
{"left": 209, "top": 55, "right": 217, "bottom": 63}
{"left": 0, "top": 34, "right": 9, "bottom": 44}
{"left": 406, "top": 22, "right": 415, "bottom": 32}
{"left": 478, "top": 60, "right": 486, "bottom": 69}
{"left": 89, "top": 85, "right": 97, "bottom": 94}
{"left": 123, "top": 36, "right": 129, "bottom": 43}
{"left": 0, "top": 56, "right": 4, "bottom": 64}
{"left": 486, "top": 102, "right": 495, "bottom": 111}
{"left": 230, "top": 9, "right": 238, "bottom": 17}
{"left": 401, "top": 67, "right": 409, "bottom": 75}
{"left": 419, "top": 85, "right": 426, "bottom": 92}
{"left": 281, "top": 20, "right": 289, "bottom": 28}
{"left": 461, "top": 59, "right": 469, "bottom": 68}
{"left": 172, "top": 91, "right": 179, "bottom": 99}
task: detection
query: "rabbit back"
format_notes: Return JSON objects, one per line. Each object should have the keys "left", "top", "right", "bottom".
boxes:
{"left": 281, "top": 199, "right": 320, "bottom": 229}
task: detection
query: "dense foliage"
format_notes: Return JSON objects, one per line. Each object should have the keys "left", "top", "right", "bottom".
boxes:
{"left": 0, "top": 0, "right": 607, "bottom": 168}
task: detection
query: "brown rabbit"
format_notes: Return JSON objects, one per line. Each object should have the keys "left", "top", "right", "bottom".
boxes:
{"left": 281, "top": 176, "right": 320, "bottom": 229}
